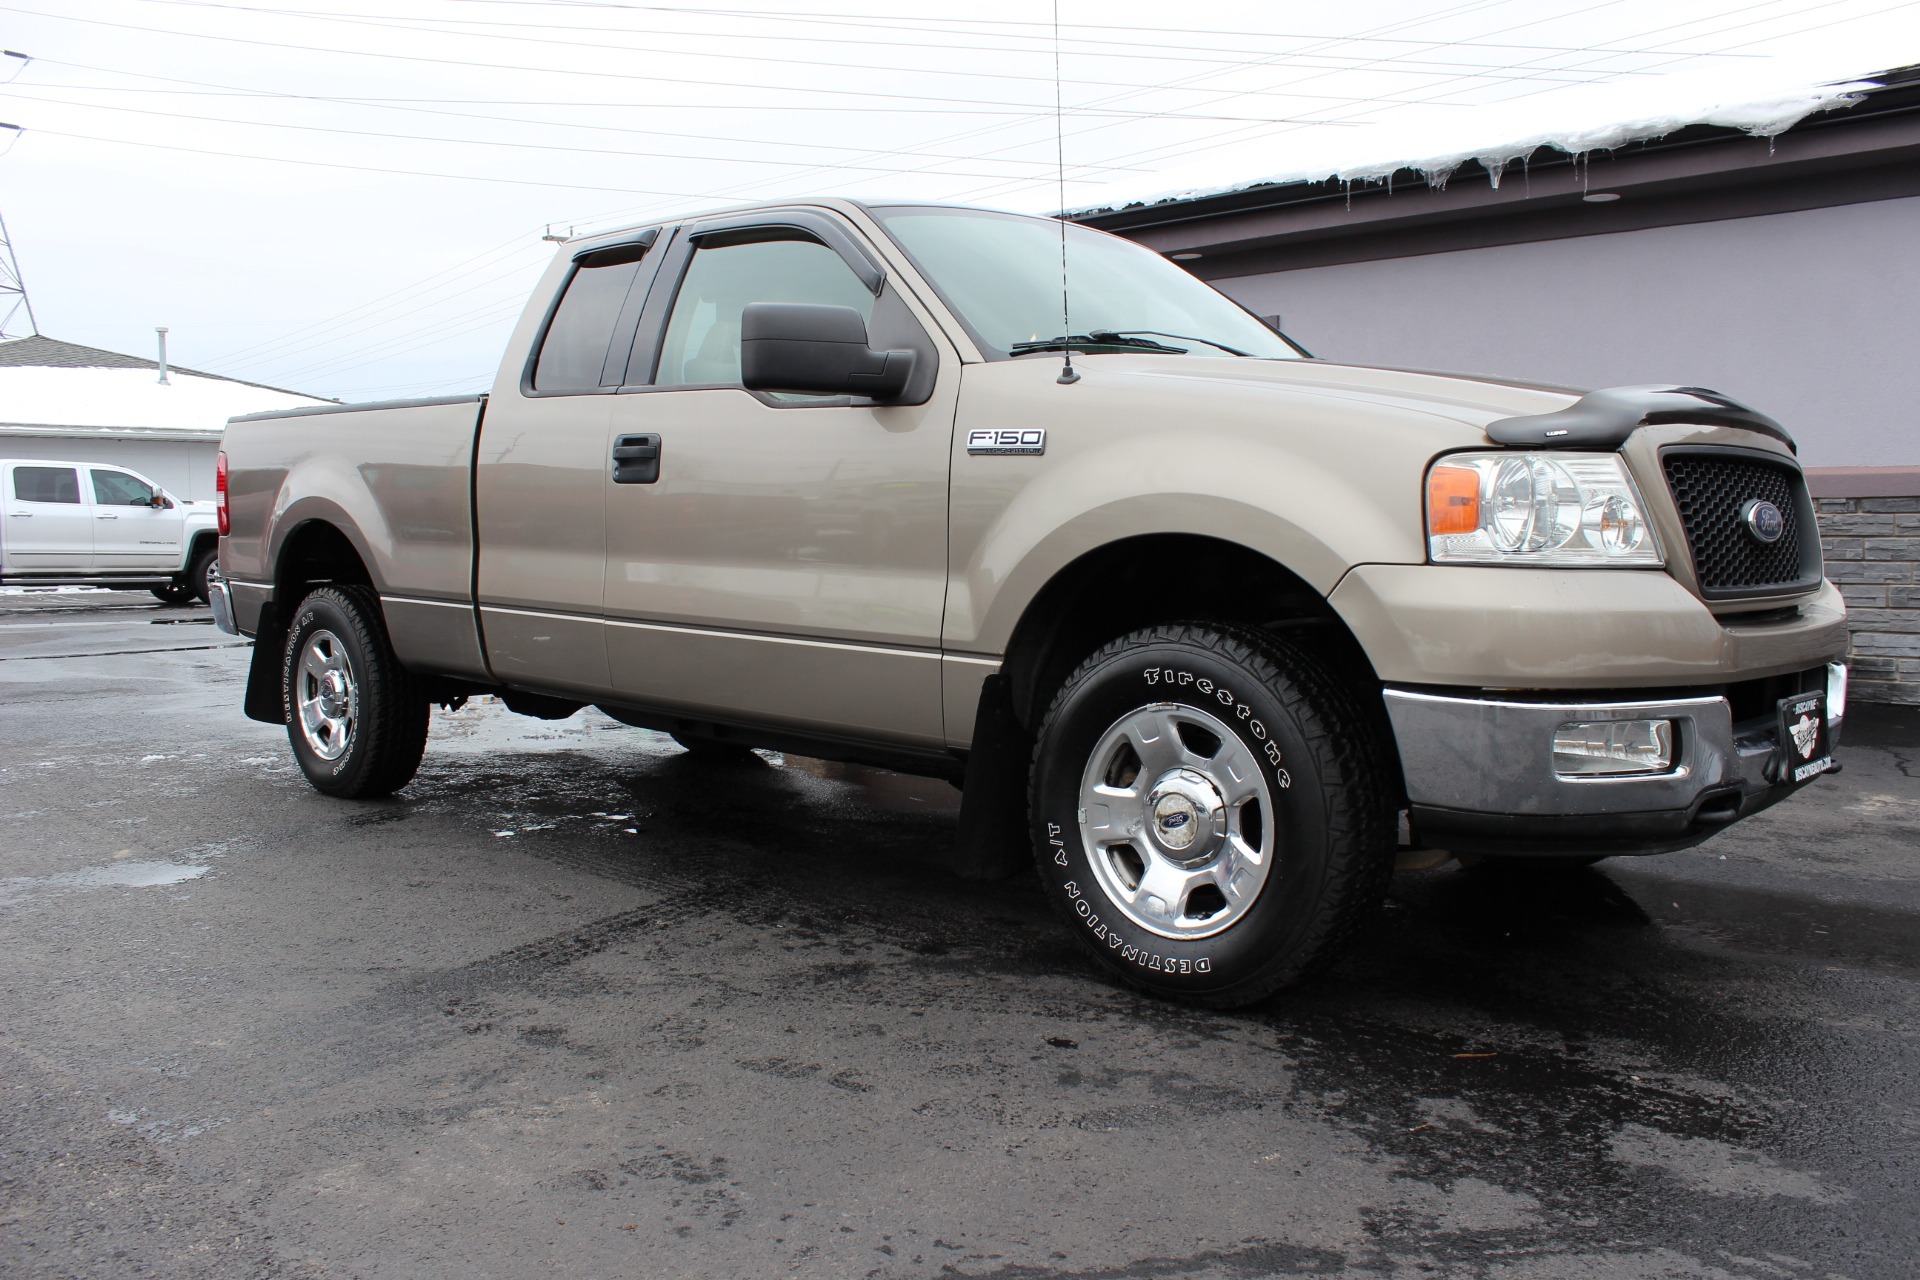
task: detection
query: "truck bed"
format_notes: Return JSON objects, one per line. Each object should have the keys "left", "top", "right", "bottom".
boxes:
{"left": 221, "top": 395, "right": 487, "bottom": 665}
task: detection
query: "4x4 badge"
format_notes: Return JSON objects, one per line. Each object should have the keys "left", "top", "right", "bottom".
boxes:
{"left": 968, "top": 428, "right": 1045, "bottom": 456}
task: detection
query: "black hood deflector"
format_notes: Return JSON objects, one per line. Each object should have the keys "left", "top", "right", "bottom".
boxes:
{"left": 1485, "top": 385, "right": 1795, "bottom": 453}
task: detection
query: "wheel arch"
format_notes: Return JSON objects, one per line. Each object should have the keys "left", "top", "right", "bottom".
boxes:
{"left": 998, "top": 532, "right": 1380, "bottom": 732}
{"left": 243, "top": 518, "right": 380, "bottom": 725}
{"left": 272, "top": 516, "right": 377, "bottom": 603}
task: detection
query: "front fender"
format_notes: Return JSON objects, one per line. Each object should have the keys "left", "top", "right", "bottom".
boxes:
{"left": 945, "top": 359, "right": 1465, "bottom": 654}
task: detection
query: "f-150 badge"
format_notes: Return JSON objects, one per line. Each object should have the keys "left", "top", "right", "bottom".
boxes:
{"left": 968, "top": 428, "right": 1045, "bottom": 456}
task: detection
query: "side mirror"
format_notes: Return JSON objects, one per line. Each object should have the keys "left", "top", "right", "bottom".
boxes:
{"left": 740, "top": 302, "right": 915, "bottom": 402}
{"left": 152, "top": 495, "right": 173, "bottom": 509}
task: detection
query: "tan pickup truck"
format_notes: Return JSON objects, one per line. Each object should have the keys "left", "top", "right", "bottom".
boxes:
{"left": 214, "top": 198, "right": 1848, "bottom": 1006}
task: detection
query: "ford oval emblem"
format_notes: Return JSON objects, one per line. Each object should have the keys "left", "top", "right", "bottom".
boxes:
{"left": 1161, "top": 811, "right": 1190, "bottom": 830}
{"left": 1741, "top": 498, "right": 1785, "bottom": 544}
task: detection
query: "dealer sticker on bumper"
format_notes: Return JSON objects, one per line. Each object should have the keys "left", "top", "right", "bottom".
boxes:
{"left": 1778, "top": 690, "right": 1832, "bottom": 783}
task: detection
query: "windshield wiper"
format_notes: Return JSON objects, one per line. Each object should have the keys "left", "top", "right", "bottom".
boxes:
{"left": 1094, "top": 329, "right": 1252, "bottom": 357}
{"left": 1009, "top": 332, "right": 1188, "bottom": 355}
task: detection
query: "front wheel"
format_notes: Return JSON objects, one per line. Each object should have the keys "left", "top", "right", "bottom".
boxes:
{"left": 282, "top": 585, "right": 429, "bottom": 798}
{"left": 1030, "top": 623, "right": 1396, "bottom": 1007}
{"left": 187, "top": 544, "right": 218, "bottom": 604}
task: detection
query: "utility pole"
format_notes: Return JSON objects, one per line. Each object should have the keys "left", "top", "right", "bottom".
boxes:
{"left": 0, "top": 205, "right": 37, "bottom": 339}
{"left": 156, "top": 326, "right": 171, "bottom": 385}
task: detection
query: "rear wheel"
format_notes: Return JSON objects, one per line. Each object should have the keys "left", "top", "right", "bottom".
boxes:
{"left": 282, "top": 585, "right": 429, "bottom": 798}
{"left": 1030, "top": 623, "right": 1396, "bottom": 1007}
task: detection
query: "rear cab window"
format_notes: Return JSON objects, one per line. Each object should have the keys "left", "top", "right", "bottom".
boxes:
{"left": 12, "top": 466, "right": 82, "bottom": 504}
{"left": 531, "top": 236, "right": 660, "bottom": 393}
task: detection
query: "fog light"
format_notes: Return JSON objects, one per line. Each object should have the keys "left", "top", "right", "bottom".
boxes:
{"left": 1553, "top": 719, "right": 1675, "bottom": 776}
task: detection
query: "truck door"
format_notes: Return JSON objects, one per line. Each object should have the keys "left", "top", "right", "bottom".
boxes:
{"left": 473, "top": 231, "right": 664, "bottom": 700}
{"left": 3, "top": 464, "right": 93, "bottom": 575}
{"left": 601, "top": 212, "right": 958, "bottom": 747}
{"left": 87, "top": 467, "right": 184, "bottom": 573}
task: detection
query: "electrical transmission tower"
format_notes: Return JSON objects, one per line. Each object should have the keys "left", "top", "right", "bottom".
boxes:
{"left": 0, "top": 206, "right": 37, "bottom": 339}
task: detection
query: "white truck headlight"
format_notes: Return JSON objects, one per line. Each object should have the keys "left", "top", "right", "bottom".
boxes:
{"left": 1426, "top": 451, "right": 1663, "bottom": 567}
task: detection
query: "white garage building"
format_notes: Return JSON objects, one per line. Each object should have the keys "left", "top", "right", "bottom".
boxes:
{"left": 0, "top": 336, "right": 332, "bottom": 501}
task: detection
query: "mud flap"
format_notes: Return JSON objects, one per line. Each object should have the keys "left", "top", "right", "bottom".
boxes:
{"left": 950, "top": 675, "right": 1032, "bottom": 881}
{"left": 242, "top": 603, "right": 288, "bottom": 724}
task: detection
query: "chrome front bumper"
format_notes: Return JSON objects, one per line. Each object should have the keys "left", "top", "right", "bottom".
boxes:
{"left": 208, "top": 573, "right": 239, "bottom": 636}
{"left": 1383, "top": 665, "right": 1845, "bottom": 855}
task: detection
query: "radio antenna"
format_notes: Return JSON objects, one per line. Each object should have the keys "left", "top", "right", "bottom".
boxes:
{"left": 1052, "top": 0, "right": 1078, "bottom": 386}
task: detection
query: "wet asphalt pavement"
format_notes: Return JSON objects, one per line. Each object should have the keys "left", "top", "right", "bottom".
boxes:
{"left": 1, "top": 589, "right": 1916, "bottom": 1280}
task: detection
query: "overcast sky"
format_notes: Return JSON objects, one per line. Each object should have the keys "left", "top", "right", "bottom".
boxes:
{"left": 1, "top": 0, "right": 1915, "bottom": 401}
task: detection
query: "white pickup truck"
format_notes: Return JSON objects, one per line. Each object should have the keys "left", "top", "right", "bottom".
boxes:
{"left": 0, "top": 459, "right": 220, "bottom": 604}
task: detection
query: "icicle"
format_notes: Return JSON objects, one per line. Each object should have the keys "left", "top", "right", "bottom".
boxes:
{"left": 1484, "top": 157, "right": 1506, "bottom": 190}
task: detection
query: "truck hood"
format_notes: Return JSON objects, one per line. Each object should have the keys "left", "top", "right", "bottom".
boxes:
{"left": 1097, "top": 355, "right": 1582, "bottom": 433}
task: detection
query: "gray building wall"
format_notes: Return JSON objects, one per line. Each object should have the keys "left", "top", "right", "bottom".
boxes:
{"left": 0, "top": 436, "right": 220, "bottom": 501}
{"left": 1212, "top": 196, "right": 1920, "bottom": 470}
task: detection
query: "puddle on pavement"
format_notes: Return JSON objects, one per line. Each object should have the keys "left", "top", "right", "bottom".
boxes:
{"left": 0, "top": 860, "right": 210, "bottom": 905}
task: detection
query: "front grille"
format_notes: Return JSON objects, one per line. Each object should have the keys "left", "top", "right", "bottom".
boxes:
{"left": 1661, "top": 450, "right": 1819, "bottom": 598}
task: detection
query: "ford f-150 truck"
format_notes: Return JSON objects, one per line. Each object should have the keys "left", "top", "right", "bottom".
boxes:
{"left": 214, "top": 198, "right": 1848, "bottom": 1006}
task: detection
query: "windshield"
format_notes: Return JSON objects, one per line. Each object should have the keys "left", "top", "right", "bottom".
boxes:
{"left": 870, "top": 206, "right": 1300, "bottom": 360}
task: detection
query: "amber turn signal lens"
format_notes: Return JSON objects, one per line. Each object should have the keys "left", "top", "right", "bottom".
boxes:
{"left": 1426, "top": 464, "right": 1480, "bottom": 536}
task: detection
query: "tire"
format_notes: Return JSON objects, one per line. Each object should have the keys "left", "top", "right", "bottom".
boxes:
{"left": 151, "top": 581, "right": 194, "bottom": 605}
{"left": 1030, "top": 623, "right": 1396, "bottom": 1008}
{"left": 186, "top": 543, "right": 218, "bottom": 604}
{"left": 281, "top": 585, "right": 429, "bottom": 798}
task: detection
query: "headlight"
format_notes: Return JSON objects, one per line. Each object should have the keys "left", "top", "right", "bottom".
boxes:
{"left": 1426, "top": 452, "right": 1663, "bottom": 567}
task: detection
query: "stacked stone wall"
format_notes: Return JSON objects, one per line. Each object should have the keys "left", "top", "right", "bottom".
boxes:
{"left": 1816, "top": 495, "right": 1920, "bottom": 705}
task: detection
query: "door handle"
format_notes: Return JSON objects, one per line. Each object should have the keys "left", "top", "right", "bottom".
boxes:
{"left": 96, "top": 513, "right": 119, "bottom": 520}
{"left": 612, "top": 434, "right": 661, "bottom": 485}
{"left": 8, "top": 511, "right": 29, "bottom": 517}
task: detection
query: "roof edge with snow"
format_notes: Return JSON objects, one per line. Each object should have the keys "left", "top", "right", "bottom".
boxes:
{"left": 1068, "top": 64, "right": 1919, "bottom": 224}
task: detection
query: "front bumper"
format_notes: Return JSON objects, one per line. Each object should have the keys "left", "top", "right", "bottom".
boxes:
{"left": 1384, "top": 665, "right": 1845, "bottom": 856}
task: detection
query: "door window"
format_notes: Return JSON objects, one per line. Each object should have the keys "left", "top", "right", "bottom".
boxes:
{"left": 91, "top": 469, "right": 157, "bottom": 506}
{"left": 654, "top": 234, "right": 875, "bottom": 388}
{"left": 12, "top": 466, "right": 81, "bottom": 504}
{"left": 532, "top": 246, "right": 651, "bottom": 392}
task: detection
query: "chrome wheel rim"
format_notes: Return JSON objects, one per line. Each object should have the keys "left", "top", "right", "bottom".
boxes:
{"left": 296, "top": 630, "right": 357, "bottom": 762}
{"left": 1077, "top": 702, "right": 1276, "bottom": 940}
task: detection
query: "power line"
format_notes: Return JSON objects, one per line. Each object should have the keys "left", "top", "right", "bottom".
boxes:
{"left": 28, "top": 65, "right": 1164, "bottom": 168}
{"left": 0, "top": 5, "right": 1391, "bottom": 117}
{"left": 438, "top": 0, "right": 1766, "bottom": 58}
{"left": 5, "top": 91, "right": 1144, "bottom": 180}
{"left": 124, "top": 0, "right": 1682, "bottom": 87}
{"left": 22, "top": 126, "right": 743, "bottom": 197}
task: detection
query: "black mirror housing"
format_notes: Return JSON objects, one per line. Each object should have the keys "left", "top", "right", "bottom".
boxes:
{"left": 740, "top": 302, "right": 916, "bottom": 402}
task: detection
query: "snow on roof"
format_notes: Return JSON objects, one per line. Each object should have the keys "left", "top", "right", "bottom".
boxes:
{"left": 0, "top": 339, "right": 334, "bottom": 437}
{"left": 1066, "top": 72, "right": 1882, "bottom": 218}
